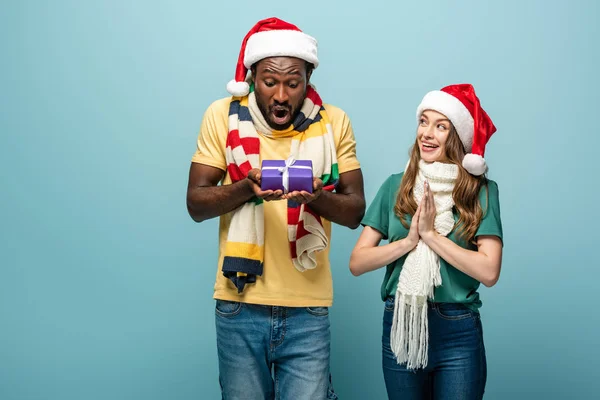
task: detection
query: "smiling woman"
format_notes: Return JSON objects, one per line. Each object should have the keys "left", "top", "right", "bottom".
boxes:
{"left": 349, "top": 84, "right": 503, "bottom": 399}
{"left": 417, "top": 110, "right": 453, "bottom": 163}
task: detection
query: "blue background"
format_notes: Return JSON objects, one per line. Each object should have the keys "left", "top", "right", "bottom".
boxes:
{"left": 2, "top": 1, "right": 598, "bottom": 399}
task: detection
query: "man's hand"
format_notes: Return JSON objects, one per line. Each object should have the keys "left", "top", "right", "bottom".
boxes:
{"left": 247, "top": 168, "right": 285, "bottom": 201}
{"left": 282, "top": 177, "right": 324, "bottom": 204}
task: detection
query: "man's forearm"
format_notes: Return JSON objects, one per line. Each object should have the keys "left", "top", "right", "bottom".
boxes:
{"left": 309, "top": 190, "right": 365, "bottom": 229}
{"left": 187, "top": 179, "right": 254, "bottom": 223}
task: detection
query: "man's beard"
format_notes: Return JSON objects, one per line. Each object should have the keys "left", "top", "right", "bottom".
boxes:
{"left": 255, "top": 91, "right": 304, "bottom": 131}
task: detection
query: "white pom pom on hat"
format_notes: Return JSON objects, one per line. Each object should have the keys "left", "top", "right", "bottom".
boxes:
{"left": 462, "top": 153, "right": 488, "bottom": 176}
{"left": 226, "top": 80, "right": 250, "bottom": 97}
{"left": 416, "top": 83, "right": 497, "bottom": 176}
{"left": 226, "top": 17, "right": 319, "bottom": 97}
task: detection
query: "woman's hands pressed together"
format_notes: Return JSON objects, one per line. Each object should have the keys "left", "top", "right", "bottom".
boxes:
{"left": 418, "top": 181, "right": 438, "bottom": 242}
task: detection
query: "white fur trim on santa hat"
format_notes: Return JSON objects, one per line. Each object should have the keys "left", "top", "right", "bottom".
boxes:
{"left": 244, "top": 30, "right": 319, "bottom": 68}
{"left": 462, "top": 153, "right": 487, "bottom": 176}
{"left": 227, "top": 79, "right": 250, "bottom": 97}
{"left": 416, "top": 90, "right": 475, "bottom": 152}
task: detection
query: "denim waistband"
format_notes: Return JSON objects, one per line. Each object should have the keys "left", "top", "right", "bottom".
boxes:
{"left": 385, "top": 296, "right": 470, "bottom": 310}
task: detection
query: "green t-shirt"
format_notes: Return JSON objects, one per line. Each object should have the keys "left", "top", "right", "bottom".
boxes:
{"left": 361, "top": 172, "right": 503, "bottom": 311}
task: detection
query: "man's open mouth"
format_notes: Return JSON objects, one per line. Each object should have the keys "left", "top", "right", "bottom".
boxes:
{"left": 271, "top": 106, "right": 291, "bottom": 125}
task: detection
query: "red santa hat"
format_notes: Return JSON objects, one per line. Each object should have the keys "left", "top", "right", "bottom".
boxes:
{"left": 226, "top": 17, "right": 319, "bottom": 97}
{"left": 416, "top": 83, "right": 497, "bottom": 176}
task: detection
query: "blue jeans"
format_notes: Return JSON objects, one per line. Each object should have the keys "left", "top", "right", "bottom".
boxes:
{"left": 382, "top": 297, "right": 487, "bottom": 400}
{"left": 215, "top": 299, "right": 337, "bottom": 400}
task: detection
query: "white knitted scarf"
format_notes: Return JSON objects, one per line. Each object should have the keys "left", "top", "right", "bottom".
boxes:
{"left": 390, "top": 160, "right": 459, "bottom": 369}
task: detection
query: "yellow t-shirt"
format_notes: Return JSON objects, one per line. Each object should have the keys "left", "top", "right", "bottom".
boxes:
{"left": 191, "top": 96, "right": 361, "bottom": 307}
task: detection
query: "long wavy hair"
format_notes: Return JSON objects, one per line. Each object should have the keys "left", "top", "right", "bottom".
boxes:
{"left": 394, "top": 124, "right": 489, "bottom": 244}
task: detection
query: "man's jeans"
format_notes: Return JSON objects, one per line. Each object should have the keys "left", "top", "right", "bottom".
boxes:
{"left": 215, "top": 299, "right": 337, "bottom": 400}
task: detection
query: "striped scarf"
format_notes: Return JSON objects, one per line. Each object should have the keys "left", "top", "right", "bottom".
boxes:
{"left": 222, "top": 84, "right": 339, "bottom": 293}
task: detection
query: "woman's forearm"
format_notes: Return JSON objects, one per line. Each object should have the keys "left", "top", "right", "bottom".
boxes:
{"left": 420, "top": 232, "right": 502, "bottom": 287}
{"left": 349, "top": 238, "right": 416, "bottom": 276}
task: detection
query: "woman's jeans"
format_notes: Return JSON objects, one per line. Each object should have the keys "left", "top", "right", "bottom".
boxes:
{"left": 382, "top": 297, "right": 487, "bottom": 399}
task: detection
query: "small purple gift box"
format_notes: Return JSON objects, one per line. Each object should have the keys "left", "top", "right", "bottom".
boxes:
{"left": 261, "top": 158, "right": 313, "bottom": 194}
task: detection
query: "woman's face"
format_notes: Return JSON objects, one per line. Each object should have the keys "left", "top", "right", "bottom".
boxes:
{"left": 417, "top": 110, "right": 452, "bottom": 163}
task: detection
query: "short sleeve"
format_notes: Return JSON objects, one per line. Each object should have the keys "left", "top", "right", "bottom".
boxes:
{"left": 361, "top": 175, "right": 395, "bottom": 240}
{"left": 326, "top": 105, "right": 361, "bottom": 174}
{"left": 191, "top": 98, "right": 230, "bottom": 171}
{"left": 475, "top": 180, "right": 503, "bottom": 243}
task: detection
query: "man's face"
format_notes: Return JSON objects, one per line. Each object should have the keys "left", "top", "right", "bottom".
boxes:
{"left": 253, "top": 57, "right": 311, "bottom": 130}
